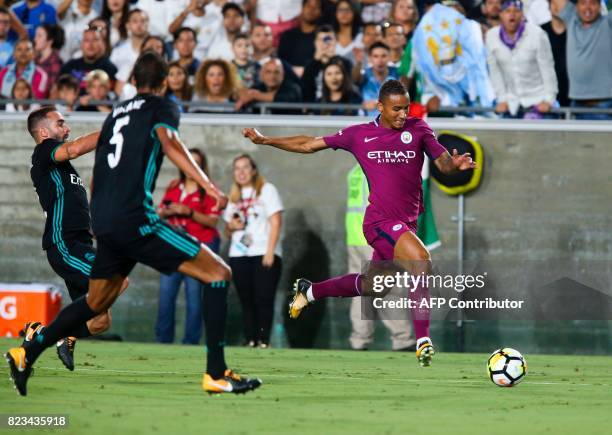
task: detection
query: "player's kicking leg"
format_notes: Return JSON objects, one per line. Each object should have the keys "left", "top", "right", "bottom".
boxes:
{"left": 393, "top": 231, "right": 435, "bottom": 366}
{"left": 178, "top": 246, "right": 262, "bottom": 394}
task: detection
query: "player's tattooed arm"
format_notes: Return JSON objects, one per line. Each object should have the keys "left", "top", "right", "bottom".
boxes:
{"left": 156, "top": 126, "right": 228, "bottom": 210}
{"left": 242, "top": 128, "right": 327, "bottom": 154}
{"left": 53, "top": 131, "right": 100, "bottom": 162}
{"left": 434, "top": 149, "right": 476, "bottom": 175}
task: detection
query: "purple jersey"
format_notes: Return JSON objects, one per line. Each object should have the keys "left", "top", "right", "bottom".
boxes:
{"left": 324, "top": 116, "right": 447, "bottom": 230}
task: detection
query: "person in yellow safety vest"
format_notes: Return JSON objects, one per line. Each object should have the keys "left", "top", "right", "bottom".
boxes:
{"left": 346, "top": 164, "right": 416, "bottom": 351}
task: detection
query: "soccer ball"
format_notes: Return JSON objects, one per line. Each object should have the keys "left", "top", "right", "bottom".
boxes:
{"left": 487, "top": 348, "right": 527, "bottom": 387}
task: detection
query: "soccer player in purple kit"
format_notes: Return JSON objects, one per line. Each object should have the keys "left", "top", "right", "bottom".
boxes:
{"left": 243, "top": 80, "right": 476, "bottom": 366}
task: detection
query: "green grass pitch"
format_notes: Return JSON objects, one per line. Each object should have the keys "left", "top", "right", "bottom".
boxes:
{"left": 1, "top": 338, "right": 610, "bottom": 435}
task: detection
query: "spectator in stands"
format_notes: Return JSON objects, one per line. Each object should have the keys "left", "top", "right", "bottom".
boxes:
{"left": 60, "top": 28, "right": 118, "bottom": 93}
{"left": 541, "top": 0, "right": 569, "bottom": 107}
{"left": 278, "top": 0, "right": 322, "bottom": 76}
{"left": 5, "top": 78, "right": 38, "bottom": 112}
{"left": 101, "top": 0, "right": 129, "bottom": 46}
{"left": 351, "top": 22, "right": 382, "bottom": 83}
{"left": 111, "top": 9, "right": 149, "bottom": 96}
{"left": 333, "top": 0, "right": 362, "bottom": 64}
{"left": 383, "top": 22, "right": 407, "bottom": 67}
{"left": 391, "top": 0, "right": 420, "bottom": 37}
{"left": 555, "top": 0, "right": 612, "bottom": 120}
{"left": 76, "top": 69, "right": 112, "bottom": 112}
{"left": 142, "top": 35, "right": 167, "bottom": 58}
{"left": 155, "top": 148, "right": 221, "bottom": 345}
{"left": 250, "top": 23, "right": 302, "bottom": 86}
{"left": 224, "top": 154, "right": 283, "bottom": 349}
{"left": 317, "top": 57, "right": 362, "bottom": 115}
{"left": 89, "top": 18, "right": 112, "bottom": 58}
{"left": 237, "top": 57, "right": 302, "bottom": 113}
{"left": 232, "top": 33, "right": 260, "bottom": 88}
{"left": 360, "top": 0, "right": 392, "bottom": 24}
{"left": 201, "top": 2, "right": 245, "bottom": 61}
{"left": 256, "top": 0, "right": 302, "bottom": 46}
{"left": 0, "top": 40, "right": 49, "bottom": 99}
{"left": 34, "top": 24, "right": 64, "bottom": 88}
{"left": 173, "top": 27, "right": 200, "bottom": 80}
{"left": 11, "top": 0, "right": 57, "bottom": 40}
{"left": 302, "top": 25, "right": 352, "bottom": 102}
{"left": 476, "top": 0, "right": 502, "bottom": 35}
{"left": 58, "top": 0, "right": 97, "bottom": 62}
{"left": 55, "top": 73, "right": 80, "bottom": 112}
{"left": 486, "top": 0, "right": 557, "bottom": 118}
{"left": 413, "top": 0, "right": 494, "bottom": 113}
{"left": 250, "top": 23, "right": 275, "bottom": 62}
{"left": 190, "top": 58, "right": 237, "bottom": 112}
{"left": 357, "top": 42, "right": 399, "bottom": 116}
{"left": 0, "top": 7, "right": 27, "bottom": 57}
{"left": 169, "top": 0, "right": 225, "bottom": 56}
{"left": 135, "top": 0, "right": 176, "bottom": 40}
{"left": 166, "top": 61, "right": 193, "bottom": 112}
{"left": 0, "top": 8, "right": 15, "bottom": 69}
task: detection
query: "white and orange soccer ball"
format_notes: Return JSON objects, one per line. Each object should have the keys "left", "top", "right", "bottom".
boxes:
{"left": 487, "top": 348, "right": 527, "bottom": 387}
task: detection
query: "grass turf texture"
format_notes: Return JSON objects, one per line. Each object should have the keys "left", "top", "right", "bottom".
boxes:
{"left": 1, "top": 339, "right": 610, "bottom": 435}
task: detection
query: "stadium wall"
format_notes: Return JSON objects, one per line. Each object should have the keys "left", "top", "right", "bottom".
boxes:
{"left": 1, "top": 114, "right": 610, "bottom": 354}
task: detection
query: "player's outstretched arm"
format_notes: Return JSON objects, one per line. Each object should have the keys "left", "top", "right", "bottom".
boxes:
{"left": 242, "top": 128, "right": 327, "bottom": 154}
{"left": 52, "top": 131, "right": 100, "bottom": 162}
{"left": 156, "top": 126, "right": 228, "bottom": 210}
{"left": 433, "top": 149, "right": 477, "bottom": 175}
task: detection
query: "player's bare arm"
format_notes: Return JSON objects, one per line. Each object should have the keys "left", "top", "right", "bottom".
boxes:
{"left": 242, "top": 127, "right": 328, "bottom": 154}
{"left": 52, "top": 131, "right": 100, "bottom": 162}
{"left": 156, "top": 125, "right": 228, "bottom": 210}
{"left": 434, "top": 149, "right": 477, "bottom": 175}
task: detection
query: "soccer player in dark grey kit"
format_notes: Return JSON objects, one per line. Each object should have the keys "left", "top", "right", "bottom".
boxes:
{"left": 6, "top": 51, "right": 261, "bottom": 396}
{"left": 25, "top": 106, "right": 128, "bottom": 371}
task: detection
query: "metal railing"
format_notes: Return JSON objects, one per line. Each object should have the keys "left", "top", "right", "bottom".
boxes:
{"left": 2, "top": 98, "right": 612, "bottom": 120}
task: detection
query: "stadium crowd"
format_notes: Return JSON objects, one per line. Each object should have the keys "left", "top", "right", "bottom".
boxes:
{"left": 0, "top": 0, "right": 610, "bottom": 118}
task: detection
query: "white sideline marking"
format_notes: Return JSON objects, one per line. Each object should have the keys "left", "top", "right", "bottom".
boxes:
{"left": 27, "top": 366, "right": 608, "bottom": 388}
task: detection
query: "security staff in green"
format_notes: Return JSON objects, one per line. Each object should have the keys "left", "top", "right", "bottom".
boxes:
{"left": 346, "top": 164, "right": 416, "bottom": 351}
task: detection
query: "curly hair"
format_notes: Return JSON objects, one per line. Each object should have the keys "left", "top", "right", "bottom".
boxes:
{"left": 194, "top": 59, "right": 238, "bottom": 99}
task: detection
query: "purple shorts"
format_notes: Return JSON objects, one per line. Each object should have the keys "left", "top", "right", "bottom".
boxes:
{"left": 364, "top": 220, "right": 418, "bottom": 261}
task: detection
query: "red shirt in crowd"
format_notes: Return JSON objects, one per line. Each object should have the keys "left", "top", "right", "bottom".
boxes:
{"left": 160, "top": 180, "right": 220, "bottom": 244}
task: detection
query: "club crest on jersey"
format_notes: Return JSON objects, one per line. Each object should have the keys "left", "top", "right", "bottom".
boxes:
{"left": 400, "top": 131, "right": 413, "bottom": 144}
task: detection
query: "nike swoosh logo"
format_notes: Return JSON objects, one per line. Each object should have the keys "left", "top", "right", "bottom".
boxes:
{"left": 207, "top": 380, "right": 233, "bottom": 392}
{"left": 364, "top": 137, "right": 378, "bottom": 143}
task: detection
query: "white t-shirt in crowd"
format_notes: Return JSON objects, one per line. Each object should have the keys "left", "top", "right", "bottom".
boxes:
{"left": 110, "top": 39, "right": 140, "bottom": 82}
{"left": 59, "top": 3, "right": 98, "bottom": 62}
{"left": 223, "top": 183, "right": 284, "bottom": 258}
{"left": 256, "top": 0, "right": 301, "bottom": 23}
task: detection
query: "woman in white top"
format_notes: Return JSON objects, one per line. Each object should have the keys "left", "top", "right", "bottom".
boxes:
{"left": 333, "top": 0, "right": 363, "bottom": 65}
{"left": 224, "top": 154, "right": 283, "bottom": 348}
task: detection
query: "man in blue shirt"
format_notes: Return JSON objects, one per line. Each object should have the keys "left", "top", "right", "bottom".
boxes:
{"left": 358, "top": 42, "right": 399, "bottom": 116}
{"left": 0, "top": 8, "right": 15, "bottom": 68}
{"left": 11, "top": 0, "right": 57, "bottom": 41}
